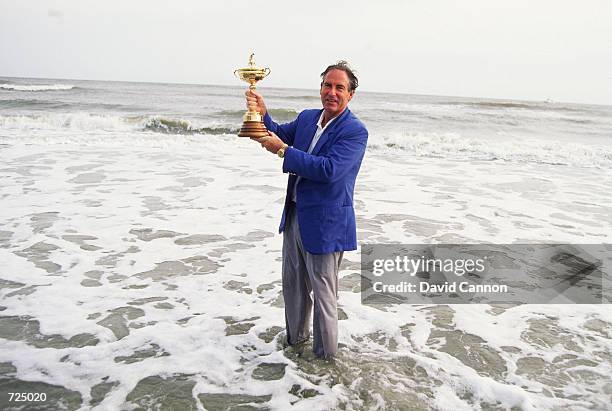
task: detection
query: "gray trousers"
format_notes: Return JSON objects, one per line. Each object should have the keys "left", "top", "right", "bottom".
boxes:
{"left": 282, "top": 203, "right": 343, "bottom": 358}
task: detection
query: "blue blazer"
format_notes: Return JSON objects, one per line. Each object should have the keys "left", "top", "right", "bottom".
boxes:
{"left": 264, "top": 108, "right": 368, "bottom": 255}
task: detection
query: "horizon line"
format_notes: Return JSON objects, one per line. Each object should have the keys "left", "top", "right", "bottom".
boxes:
{"left": 1, "top": 74, "right": 610, "bottom": 108}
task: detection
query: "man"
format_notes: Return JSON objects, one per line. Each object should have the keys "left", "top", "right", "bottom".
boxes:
{"left": 245, "top": 61, "right": 368, "bottom": 359}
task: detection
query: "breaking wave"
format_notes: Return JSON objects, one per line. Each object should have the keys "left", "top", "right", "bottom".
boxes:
{"left": 0, "top": 113, "right": 236, "bottom": 136}
{"left": 143, "top": 117, "right": 236, "bottom": 135}
{"left": 368, "top": 131, "right": 612, "bottom": 169}
{"left": 267, "top": 108, "right": 299, "bottom": 121}
{"left": 0, "top": 113, "right": 138, "bottom": 132}
{"left": 216, "top": 108, "right": 299, "bottom": 123}
{"left": 1, "top": 83, "right": 76, "bottom": 92}
{"left": 1, "top": 112, "right": 610, "bottom": 168}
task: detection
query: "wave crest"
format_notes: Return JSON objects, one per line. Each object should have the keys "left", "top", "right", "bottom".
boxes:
{"left": 143, "top": 117, "right": 235, "bottom": 135}
{"left": 1, "top": 83, "right": 76, "bottom": 92}
{"left": 369, "top": 132, "right": 612, "bottom": 168}
{"left": 216, "top": 108, "right": 298, "bottom": 123}
{"left": 0, "top": 113, "right": 236, "bottom": 136}
{"left": 267, "top": 108, "right": 299, "bottom": 122}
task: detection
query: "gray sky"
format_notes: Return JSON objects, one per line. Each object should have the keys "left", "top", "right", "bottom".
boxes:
{"left": 1, "top": 0, "right": 611, "bottom": 105}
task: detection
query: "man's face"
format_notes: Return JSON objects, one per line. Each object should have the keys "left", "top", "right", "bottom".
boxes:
{"left": 320, "top": 69, "right": 354, "bottom": 119}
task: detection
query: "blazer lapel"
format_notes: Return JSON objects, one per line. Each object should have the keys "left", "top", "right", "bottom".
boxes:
{"left": 310, "top": 108, "right": 350, "bottom": 156}
{"left": 298, "top": 115, "right": 320, "bottom": 152}
{"left": 310, "top": 130, "right": 334, "bottom": 156}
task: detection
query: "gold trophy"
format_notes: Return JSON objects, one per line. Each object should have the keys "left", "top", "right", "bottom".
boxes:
{"left": 234, "top": 53, "right": 271, "bottom": 138}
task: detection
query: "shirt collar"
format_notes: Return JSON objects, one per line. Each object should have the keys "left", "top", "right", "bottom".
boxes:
{"left": 317, "top": 109, "right": 341, "bottom": 131}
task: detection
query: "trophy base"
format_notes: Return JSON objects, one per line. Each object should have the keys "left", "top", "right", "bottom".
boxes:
{"left": 238, "top": 121, "right": 269, "bottom": 138}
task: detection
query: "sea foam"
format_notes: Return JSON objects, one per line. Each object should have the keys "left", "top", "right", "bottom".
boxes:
{"left": 1, "top": 83, "right": 75, "bottom": 91}
{"left": 369, "top": 130, "right": 612, "bottom": 168}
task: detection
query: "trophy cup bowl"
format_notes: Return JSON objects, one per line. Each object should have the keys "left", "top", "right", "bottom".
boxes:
{"left": 234, "top": 54, "right": 271, "bottom": 138}
{"left": 234, "top": 67, "right": 271, "bottom": 86}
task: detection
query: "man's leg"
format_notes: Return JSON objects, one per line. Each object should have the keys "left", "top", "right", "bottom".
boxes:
{"left": 281, "top": 204, "right": 312, "bottom": 345}
{"left": 304, "top": 250, "right": 343, "bottom": 359}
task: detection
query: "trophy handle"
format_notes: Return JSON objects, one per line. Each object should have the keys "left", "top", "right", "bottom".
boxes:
{"left": 233, "top": 69, "right": 239, "bottom": 79}
{"left": 263, "top": 68, "right": 271, "bottom": 78}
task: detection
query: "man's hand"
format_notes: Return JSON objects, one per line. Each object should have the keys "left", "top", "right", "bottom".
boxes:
{"left": 251, "top": 131, "right": 286, "bottom": 155}
{"left": 245, "top": 89, "right": 267, "bottom": 116}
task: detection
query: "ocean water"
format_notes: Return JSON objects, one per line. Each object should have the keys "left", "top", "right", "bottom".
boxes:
{"left": 1, "top": 76, "right": 611, "bottom": 410}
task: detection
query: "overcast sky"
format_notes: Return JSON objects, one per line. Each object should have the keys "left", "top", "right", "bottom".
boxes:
{"left": 1, "top": 0, "right": 611, "bottom": 105}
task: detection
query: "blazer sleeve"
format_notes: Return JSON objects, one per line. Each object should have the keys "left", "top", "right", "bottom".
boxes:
{"left": 263, "top": 112, "right": 299, "bottom": 146}
{"left": 282, "top": 127, "right": 368, "bottom": 183}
